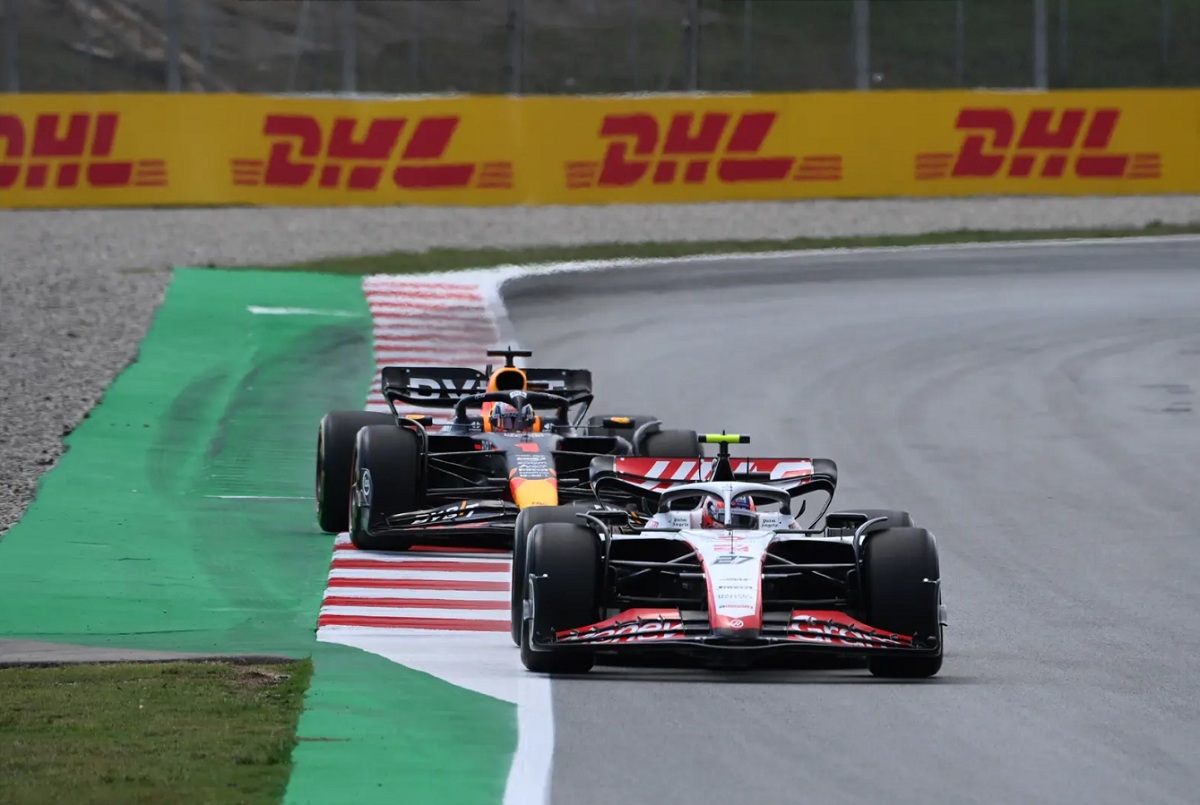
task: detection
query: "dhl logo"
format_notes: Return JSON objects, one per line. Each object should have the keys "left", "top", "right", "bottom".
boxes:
{"left": 916, "top": 107, "right": 1161, "bottom": 181}
{"left": 0, "top": 113, "right": 167, "bottom": 190}
{"left": 566, "top": 111, "right": 841, "bottom": 189}
{"left": 231, "top": 114, "right": 513, "bottom": 191}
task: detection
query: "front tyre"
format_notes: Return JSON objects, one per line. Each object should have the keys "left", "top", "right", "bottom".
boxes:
{"left": 349, "top": 425, "right": 422, "bottom": 552}
{"left": 510, "top": 504, "right": 598, "bottom": 646}
{"left": 520, "top": 523, "right": 601, "bottom": 674}
{"left": 863, "top": 526, "right": 944, "bottom": 678}
{"left": 316, "top": 411, "right": 394, "bottom": 533}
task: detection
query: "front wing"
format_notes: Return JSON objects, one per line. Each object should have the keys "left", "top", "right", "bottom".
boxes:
{"left": 526, "top": 607, "right": 941, "bottom": 658}
{"left": 367, "top": 500, "right": 520, "bottom": 543}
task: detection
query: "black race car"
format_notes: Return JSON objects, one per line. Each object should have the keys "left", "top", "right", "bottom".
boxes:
{"left": 315, "top": 348, "right": 701, "bottom": 551}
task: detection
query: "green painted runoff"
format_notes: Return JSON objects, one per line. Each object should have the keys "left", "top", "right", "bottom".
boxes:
{"left": 0, "top": 267, "right": 519, "bottom": 805}
{"left": 0, "top": 268, "right": 370, "bottom": 655}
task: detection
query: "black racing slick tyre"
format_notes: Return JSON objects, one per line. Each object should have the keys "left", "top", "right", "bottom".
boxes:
{"left": 520, "top": 523, "right": 601, "bottom": 675}
{"left": 639, "top": 429, "right": 702, "bottom": 459}
{"left": 863, "top": 527, "right": 943, "bottom": 678}
{"left": 316, "top": 410, "right": 394, "bottom": 533}
{"left": 348, "top": 425, "right": 422, "bottom": 552}
{"left": 510, "top": 504, "right": 598, "bottom": 646}
{"left": 852, "top": 509, "right": 914, "bottom": 530}
{"left": 585, "top": 414, "right": 658, "bottom": 441}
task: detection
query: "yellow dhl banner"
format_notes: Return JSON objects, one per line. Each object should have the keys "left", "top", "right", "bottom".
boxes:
{"left": 1, "top": 90, "right": 1197, "bottom": 208}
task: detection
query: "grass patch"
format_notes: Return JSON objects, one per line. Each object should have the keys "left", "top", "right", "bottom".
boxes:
{"left": 0, "top": 660, "right": 312, "bottom": 805}
{"left": 239, "top": 221, "right": 1200, "bottom": 276}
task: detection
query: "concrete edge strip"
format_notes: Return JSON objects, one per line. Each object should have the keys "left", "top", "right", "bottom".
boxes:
{"left": 381, "top": 234, "right": 1200, "bottom": 301}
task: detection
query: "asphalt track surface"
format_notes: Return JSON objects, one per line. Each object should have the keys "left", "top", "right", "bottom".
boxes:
{"left": 503, "top": 239, "right": 1200, "bottom": 805}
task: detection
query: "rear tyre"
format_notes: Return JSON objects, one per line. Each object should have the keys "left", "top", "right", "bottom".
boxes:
{"left": 585, "top": 414, "right": 657, "bottom": 441}
{"left": 316, "top": 411, "right": 394, "bottom": 533}
{"left": 826, "top": 509, "right": 915, "bottom": 537}
{"left": 863, "top": 527, "right": 943, "bottom": 678}
{"left": 349, "top": 425, "right": 422, "bottom": 552}
{"left": 510, "top": 504, "right": 599, "bottom": 646}
{"left": 851, "top": 509, "right": 914, "bottom": 530}
{"left": 639, "top": 429, "right": 702, "bottom": 459}
{"left": 520, "top": 523, "right": 601, "bottom": 674}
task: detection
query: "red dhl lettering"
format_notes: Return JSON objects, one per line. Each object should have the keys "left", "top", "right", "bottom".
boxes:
{"left": 916, "top": 107, "right": 1162, "bottom": 181}
{"left": 0, "top": 113, "right": 167, "bottom": 190}
{"left": 231, "top": 114, "right": 513, "bottom": 191}
{"left": 565, "top": 111, "right": 842, "bottom": 189}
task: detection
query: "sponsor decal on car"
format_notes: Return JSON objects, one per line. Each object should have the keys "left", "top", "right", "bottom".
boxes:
{"left": 557, "top": 618, "right": 687, "bottom": 644}
{"left": 787, "top": 611, "right": 914, "bottom": 647}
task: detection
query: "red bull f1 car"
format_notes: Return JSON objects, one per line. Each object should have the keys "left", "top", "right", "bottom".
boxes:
{"left": 513, "top": 433, "right": 947, "bottom": 678}
{"left": 315, "top": 348, "right": 702, "bottom": 551}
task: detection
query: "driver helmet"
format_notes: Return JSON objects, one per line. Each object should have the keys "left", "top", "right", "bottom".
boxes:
{"left": 489, "top": 398, "right": 536, "bottom": 432}
{"left": 700, "top": 494, "right": 757, "bottom": 529}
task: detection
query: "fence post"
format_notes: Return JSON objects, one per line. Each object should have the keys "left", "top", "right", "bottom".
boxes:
{"left": 165, "top": 0, "right": 182, "bottom": 91}
{"left": 852, "top": 0, "right": 869, "bottom": 90}
{"left": 83, "top": 0, "right": 95, "bottom": 90}
{"left": 955, "top": 0, "right": 965, "bottom": 86}
{"left": 626, "top": 0, "right": 639, "bottom": 88}
{"left": 1033, "top": 0, "right": 1048, "bottom": 89}
{"left": 1057, "top": 0, "right": 1069, "bottom": 79}
{"left": 1159, "top": 0, "right": 1171, "bottom": 73}
{"left": 2, "top": 0, "right": 15, "bottom": 92}
{"left": 199, "top": 0, "right": 211, "bottom": 82}
{"left": 684, "top": 0, "right": 699, "bottom": 90}
{"left": 742, "top": 0, "right": 753, "bottom": 89}
{"left": 340, "top": 0, "right": 356, "bottom": 92}
{"left": 410, "top": 1, "right": 422, "bottom": 90}
{"left": 506, "top": 0, "right": 524, "bottom": 93}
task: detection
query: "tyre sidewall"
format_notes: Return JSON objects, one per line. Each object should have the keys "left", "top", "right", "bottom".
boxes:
{"left": 316, "top": 410, "right": 394, "bottom": 533}
{"left": 509, "top": 504, "right": 596, "bottom": 646}
{"left": 638, "top": 429, "right": 702, "bottom": 458}
{"left": 349, "top": 424, "right": 422, "bottom": 551}
{"left": 519, "top": 522, "right": 601, "bottom": 673}
{"left": 862, "top": 526, "right": 944, "bottom": 677}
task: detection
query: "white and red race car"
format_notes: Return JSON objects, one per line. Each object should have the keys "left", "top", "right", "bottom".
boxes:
{"left": 512, "top": 433, "right": 946, "bottom": 678}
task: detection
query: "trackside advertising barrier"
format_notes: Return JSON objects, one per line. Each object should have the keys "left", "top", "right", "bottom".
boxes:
{"left": 1, "top": 90, "right": 1197, "bottom": 208}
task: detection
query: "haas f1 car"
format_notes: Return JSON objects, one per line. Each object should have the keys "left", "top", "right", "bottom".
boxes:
{"left": 513, "top": 433, "right": 947, "bottom": 678}
{"left": 315, "top": 348, "right": 702, "bottom": 550}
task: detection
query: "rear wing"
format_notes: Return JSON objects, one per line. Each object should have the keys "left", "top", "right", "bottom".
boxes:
{"left": 381, "top": 366, "right": 594, "bottom": 407}
{"left": 588, "top": 456, "right": 838, "bottom": 500}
